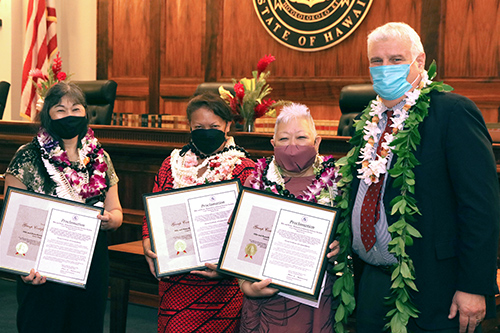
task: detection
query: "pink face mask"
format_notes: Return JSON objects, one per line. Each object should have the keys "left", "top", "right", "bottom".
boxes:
{"left": 274, "top": 145, "right": 317, "bottom": 173}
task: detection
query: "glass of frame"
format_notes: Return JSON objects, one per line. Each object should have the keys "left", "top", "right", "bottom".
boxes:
{"left": 0, "top": 187, "right": 103, "bottom": 288}
{"left": 217, "top": 187, "right": 339, "bottom": 300}
{"left": 143, "top": 179, "right": 241, "bottom": 278}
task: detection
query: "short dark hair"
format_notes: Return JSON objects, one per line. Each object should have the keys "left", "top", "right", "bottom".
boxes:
{"left": 36, "top": 82, "right": 89, "bottom": 144}
{"left": 186, "top": 92, "right": 233, "bottom": 123}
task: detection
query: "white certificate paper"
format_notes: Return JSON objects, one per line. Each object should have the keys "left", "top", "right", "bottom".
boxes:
{"left": 218, "top": 188, "right": 338, "bottom": 300}
{"left": 143, "top": 180, "right": 241, "bottom": 277}
{"left": 0, "top": 188, "right": 103, "bottom": 288}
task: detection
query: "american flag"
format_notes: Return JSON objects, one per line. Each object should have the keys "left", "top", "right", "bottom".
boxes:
{"left": 20, "top": 0, "right": 58, "bottom": 120}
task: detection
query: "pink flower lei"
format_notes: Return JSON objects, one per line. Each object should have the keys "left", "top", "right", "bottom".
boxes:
{"left": 250, "top": 155, "right": 339, "bottom": 204}
{"left": 36, "top": 127, "right": 108, "bottom": 202}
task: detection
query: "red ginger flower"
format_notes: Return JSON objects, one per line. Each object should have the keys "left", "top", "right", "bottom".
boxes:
{"left": 234, "top": 82, "right": 245, "bottom": 101}
{"left": 57, "top": 72, "right": 67, "bottom": 81}
{"left": 257, "top": 54, "right": 276, "bottom": 76}
{"left": 254, "top": 98, "right": 275, "bottom": 119}
{"left": 52, "top": 53, "right": 62, "bottom": 76}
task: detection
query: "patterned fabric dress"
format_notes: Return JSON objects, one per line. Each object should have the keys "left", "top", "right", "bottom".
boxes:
{"left": 142, "top": 142, "right": 255, "bottom": 333}
{"left": 240, "top": 156, "right": 338, "bottom": 333}
{"left": 6, "top": 141, "right": 119, "bottom": 333}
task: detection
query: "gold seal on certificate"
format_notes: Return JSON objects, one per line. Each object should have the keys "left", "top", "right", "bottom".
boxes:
{"left": 15, "top": 242, "right": 28, "bottom": 256}
{"left": 175, "top": 240, "right": 187, "bottom": 255}
{"left": 244, "top": 243, "right": 257, "bottom": 259}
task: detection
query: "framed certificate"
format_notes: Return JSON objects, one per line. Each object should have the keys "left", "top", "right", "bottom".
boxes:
{"left": 143, "top": 179, "right": 241, "bottom": 278}
{"left": 217, "top": 187, "right": 339, "bottom": 300}
{"left": 0, "top": 187, "right": 103, "bottom": 288}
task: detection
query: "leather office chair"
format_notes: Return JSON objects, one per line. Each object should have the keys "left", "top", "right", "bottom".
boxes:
{"left": 338, "top": 84, "right": 377, "bottom": 136}
{"left": 0, "top": 81, "right": 11, "bottom": 120}
{"left": 73, "top": 80, "right": 117, "bottom": 125}
{"left": 194, "top": 82, "right": 235, "bottom": 96}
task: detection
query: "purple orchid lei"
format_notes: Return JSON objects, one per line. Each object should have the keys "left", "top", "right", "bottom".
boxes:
{"left": 250, "top": 155, "right": 338, "bottom": 204}
{"left": 37, "top": 127, "right": 108, "bottom": 200}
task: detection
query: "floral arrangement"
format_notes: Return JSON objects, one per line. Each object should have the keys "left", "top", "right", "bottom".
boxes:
{"left": 29, "top": 52, "right": 71, "bottom": 99}
{"left": 219, "top": 55, "right": 278, "bottom": 128}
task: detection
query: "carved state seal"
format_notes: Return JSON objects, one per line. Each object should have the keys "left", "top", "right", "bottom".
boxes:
{"left": 253, "top": 0, "right": 373, "bottom": 51}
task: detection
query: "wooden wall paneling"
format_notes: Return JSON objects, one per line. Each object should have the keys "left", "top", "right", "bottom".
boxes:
{"left": 161, "top": 0, "right": 206, "bottom": 79}
{"left": 444, "top": 0, "right": 500, "bottom": 78}
{"left": 161, "top": 99, "right": 190, "bottom": 117}
{"left": 205, "top": 0, "right": 223, "bottom": 82}
{"left": 219, "top": 0, "right": 423, "bottom": 118}
{"left": 149, "top": 0, "right": 162, "bottom": 114}
{"left": 96, "top": 0, "right": 109, "bottom": 79}
{"left": 114, "top": 99, "right": 148, "bottom": 115}
{"left": 158, "top": 0, "right": 208, "bottom": 108}
{"left": 420, "top": 0, "right": 442, "bottom": 72}
{"left": 106, "top": 0, "right": 151, "bottom": 114}
{"left": 108, "top": 1, "right": 150, "bottom": 79}
{"left": 96, "top": 0, "right": 500, "bottom": 123}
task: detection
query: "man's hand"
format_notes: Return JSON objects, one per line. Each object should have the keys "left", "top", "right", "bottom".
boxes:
{"left": 327, "top": 240, "right": 340, "bottom": 262}
{"left": 448, "top": 290, "right": 485, "bottom": 333}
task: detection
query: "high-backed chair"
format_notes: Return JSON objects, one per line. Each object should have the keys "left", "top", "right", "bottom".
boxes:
{"left": 73, "top": 80, "right": 117, "bottom": 125}
{"left": 0, "top": 81, "right": 11, "bottom": 120}
{"left": 338, "top": 84, "right": 377, "bottom": 136}
{"left": 194, "top": 82, "right": 235, "bottom": 96}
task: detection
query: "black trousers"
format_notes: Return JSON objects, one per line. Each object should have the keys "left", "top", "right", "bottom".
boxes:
{"left": 355, "top": 263, "right": 482, "bottom": 333}
{"left": 16, "top": 231, "right": 109, "bottom": 333}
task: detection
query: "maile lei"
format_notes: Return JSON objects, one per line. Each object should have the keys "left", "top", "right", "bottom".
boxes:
{"left": 332, "top": 61, "right": 453, "bottom": 333}
{"left": 170, "top": 137, "right": 249, "bottom": 188}
{"left": 36, "top": 127, "right": 108, "bottom": 203}
{"left": 249, "top": 155, "right": 339, "bottom": 206}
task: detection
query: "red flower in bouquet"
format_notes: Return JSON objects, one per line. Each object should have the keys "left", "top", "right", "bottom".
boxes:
{"left": 52, "top": 54, "right": 62, "bottom": 76}
{"left": 29, "top": 52, "right": 71, "bottom": 99}
{"left": 234, "top": 82, "right": 245, "bottom": 101}
{"left": 254, "top": 98, "right": 276, "bottom": 118}
{"left": 219, "top": 54, "right": 278, "bottom": 124}
{"left": 257, "top": 55, "right": 276, "bottom": 76}
{"left": 56, "top": 72, "right": 67, "bottom": 81}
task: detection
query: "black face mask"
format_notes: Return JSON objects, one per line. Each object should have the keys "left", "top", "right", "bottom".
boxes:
{"left": 50, "top": 116, "right": 88, "bottom": 139}
{"left": 191, "top": 128, "right": 226, "bottom": 155}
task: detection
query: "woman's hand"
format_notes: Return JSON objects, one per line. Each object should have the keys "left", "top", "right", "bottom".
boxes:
{"left": 100, "top": 185, "right": 123, "bottom": 231}
{"left": 98, "top": 209, "right": 122, "bottom": 231}
{"left": 21, "top": 268, "right": 46, "bottom": 285}
{"left": 142, "top": 238, "right": 160, "bottom": 280}
{"left": 191, "top": 263, "right": 225, "bottom": 280}
{"left": 327, "top": 240, "right": 340, "bottom": 263}
{"left": 239, "top": 279, "right": 279, "bottom": 298}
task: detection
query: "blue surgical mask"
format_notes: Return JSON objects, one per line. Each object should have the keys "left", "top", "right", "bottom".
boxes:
{"left": 370, "top": 59, "right": 418, "bottom": 101}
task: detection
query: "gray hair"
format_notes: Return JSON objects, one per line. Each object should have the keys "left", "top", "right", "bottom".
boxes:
{"left": 273, "top": 103, "right": 317, "bottom": 138}
{"left": 367, "top": 22, "right": 424, "bottom": 61}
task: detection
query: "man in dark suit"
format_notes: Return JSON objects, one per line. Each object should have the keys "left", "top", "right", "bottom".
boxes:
{"left": 348, "top": 22, "right": 500, "bottom": 332}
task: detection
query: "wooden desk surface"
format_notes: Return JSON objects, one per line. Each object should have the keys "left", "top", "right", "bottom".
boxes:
{"left": 108, "top": 240, "right": 144, "bottom": 255}
{"left": 108, "top": 240, "right": 158, "bottom": 284}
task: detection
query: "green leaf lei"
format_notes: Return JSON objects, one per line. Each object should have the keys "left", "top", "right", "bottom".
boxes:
{"left": 332, "top": 61, "right": 453, "bottom": 333}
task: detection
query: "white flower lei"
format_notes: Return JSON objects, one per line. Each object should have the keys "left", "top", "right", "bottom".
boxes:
{"left": 357, "top": 71, "right": 431, "bottom": 185}
{"left": 37, "top": 128, "right": 108, "bottom": 203}
{"left": 170, "top": 137, "right": 246, "bottom": 188}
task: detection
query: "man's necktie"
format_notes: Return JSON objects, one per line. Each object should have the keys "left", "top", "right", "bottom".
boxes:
{"left": 360, "top": 110, "right": 394, "bottom": 252}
